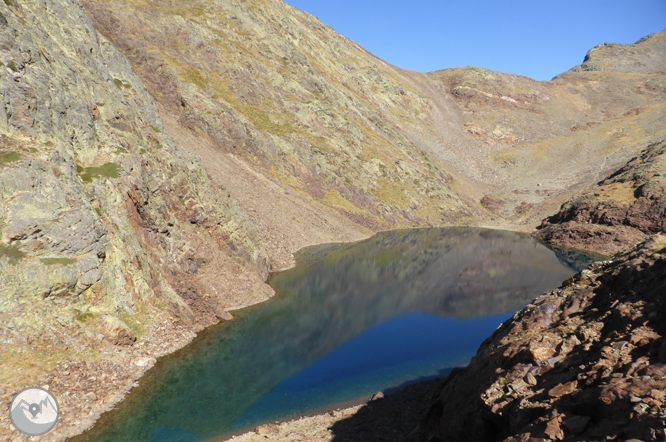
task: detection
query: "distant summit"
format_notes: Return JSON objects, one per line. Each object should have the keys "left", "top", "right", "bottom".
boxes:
{"left": 567, "top": 29, "right": 666, "bottom": 75}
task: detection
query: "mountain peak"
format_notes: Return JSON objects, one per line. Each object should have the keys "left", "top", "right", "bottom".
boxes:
{"left": 569, "top": 29, "right": 666, "bottom": 74}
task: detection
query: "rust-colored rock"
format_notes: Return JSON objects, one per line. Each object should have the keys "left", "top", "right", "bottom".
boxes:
{"left": 535, "top": 141, "right": 666, "bottom": 256}
{"left": 548, "top": 381, "right": 577, "bottom": 398}
{"left": 651, "top": 389, "right": 665, "bottom": 400}
{"left": 100, "top": 315, "right": 137, "bottom": 346}
{"left": 418, "top": 232, "right": 666, "bottom": 442}
{"left": 544, "top": 417, "right": 564, "bottom": 440}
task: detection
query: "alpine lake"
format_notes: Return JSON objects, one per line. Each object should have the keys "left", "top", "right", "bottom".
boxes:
{"left": 72, "top": 227, "right": 599, "bottom": 442}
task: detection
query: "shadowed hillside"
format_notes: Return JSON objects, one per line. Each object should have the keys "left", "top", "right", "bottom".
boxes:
{"left": 417, "top": 232, "right": 666, "bottom": 442}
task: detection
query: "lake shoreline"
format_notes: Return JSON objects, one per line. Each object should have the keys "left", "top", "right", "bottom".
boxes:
{"left": 38, "top": 224, "right": 576, "bottom": 441}
{"left": 217, "top": 367, "right": 457, "bottom": 441}
{"left": 224, "top": 377, "right": 447, "bottom": 442}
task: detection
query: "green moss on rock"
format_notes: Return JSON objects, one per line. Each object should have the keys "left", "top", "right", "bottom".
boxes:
{"left": 40, "top": 257, "right": 77, "bottom": 266}
{"left": 77, "top": 162, "right": 121, "bottom": 183}
{"left": 74, "top": 311, "right": 94, "bottom": 322}
{"left": 0, "top": 243, "right": 25, "bottom": 264}
{"left": 0, "top": 151, "right": 22, "bottom": 166}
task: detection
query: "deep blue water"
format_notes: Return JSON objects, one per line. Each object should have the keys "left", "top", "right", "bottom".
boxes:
{"left": 231, "top": 311, "right": 514, "bottom": 432}
{"left": 72, "top": 227, "right": 597, "bottom": 442}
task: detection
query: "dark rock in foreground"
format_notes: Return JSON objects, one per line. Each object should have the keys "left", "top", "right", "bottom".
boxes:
{"left": 419, "top": 232, "right": 666, "bottom": 442}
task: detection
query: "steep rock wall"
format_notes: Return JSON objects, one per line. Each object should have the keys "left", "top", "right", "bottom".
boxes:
{"left": 0, "top": 2, "right": 271, "bottom": 437}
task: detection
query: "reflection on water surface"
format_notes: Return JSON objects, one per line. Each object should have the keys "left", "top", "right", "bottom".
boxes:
{"left": 73, "top": 228, "right": 596, "bottom": 442}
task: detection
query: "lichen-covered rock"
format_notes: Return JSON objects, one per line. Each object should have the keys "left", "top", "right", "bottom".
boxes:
{"left": 0, "top": 0, "right": 269, "bottom": 409}
{"left": 100, "top": 314, "right": 136, "bottom": 346}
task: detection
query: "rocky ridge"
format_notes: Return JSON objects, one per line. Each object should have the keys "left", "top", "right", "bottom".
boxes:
{"left": 418, "top": 232, "right": 666, "bottom": 441}
{"left": 0, "top": 0, "right": 271, "bottom": 439}
{"left": 536, "top": 139, "right": 666, "bottom": 256}
{"left": 569, "top": 30, "right": 666, "bottom": 75}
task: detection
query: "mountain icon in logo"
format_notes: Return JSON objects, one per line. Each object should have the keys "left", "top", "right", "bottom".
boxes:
{"left": 9, "top": 387, "right": 59, "bottom": 436}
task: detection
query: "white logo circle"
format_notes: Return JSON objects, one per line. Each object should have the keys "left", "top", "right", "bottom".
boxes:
{"left": 9, "top": 387, "right": 59, "bottom": 436}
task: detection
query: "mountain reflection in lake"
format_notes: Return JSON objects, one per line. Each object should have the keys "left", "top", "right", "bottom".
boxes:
{"left": 74, "top": 228, "right": 596, "bottom": 442}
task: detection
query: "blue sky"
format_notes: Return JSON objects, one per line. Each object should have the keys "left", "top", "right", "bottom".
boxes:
{"left": 283, "top": 0, "right": 666, "bottom": 81}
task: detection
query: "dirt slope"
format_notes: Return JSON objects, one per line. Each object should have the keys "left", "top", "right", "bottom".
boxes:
{"left": 160, "top": 108, "right": 372, "bottom": 270}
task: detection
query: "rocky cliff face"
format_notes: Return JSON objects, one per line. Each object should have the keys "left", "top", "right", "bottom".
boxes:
{"left": 536, "top": 140, "right": 666, "bottom": 256}
{"left": 419, "top": 232, "right": 666, "bottom": 442}
{"left": 0, "top": 0, "right": 271, "bottom": 437}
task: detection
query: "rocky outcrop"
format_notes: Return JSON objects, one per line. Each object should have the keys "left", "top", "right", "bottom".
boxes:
{"left": 535, "top": 140, "right": 666, "bottom": 256}
{"left": 568, "top": 30, "right": 666, "bottom": 75}
{"left": 419, "top": 232, "right": 666, "bottom": 442}
{"left": 0, "top": 0, "right": 270, "bottom": 438}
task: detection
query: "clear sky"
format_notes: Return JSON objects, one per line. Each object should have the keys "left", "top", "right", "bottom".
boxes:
{"left": 283, "top": 0, "right": 666, "bottom": 81}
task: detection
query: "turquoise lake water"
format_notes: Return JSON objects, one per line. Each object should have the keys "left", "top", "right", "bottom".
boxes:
{"left": 72, "top": 227, "right": 597, "bottom": 442}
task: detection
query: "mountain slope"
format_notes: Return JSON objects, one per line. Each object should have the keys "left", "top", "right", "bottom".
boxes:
{"left": 82, "top": 0, "right": 666, "bottom": 245}
{"left": 82, "top": 0, "right": 472, "bottom": 233}
{"left": 0, "top": 0, "right": 665, "bottom": 439}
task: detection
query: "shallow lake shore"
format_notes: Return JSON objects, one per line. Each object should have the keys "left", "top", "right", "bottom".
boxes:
{"left": 224, "top": 378, "right": 444, "bottom": 442}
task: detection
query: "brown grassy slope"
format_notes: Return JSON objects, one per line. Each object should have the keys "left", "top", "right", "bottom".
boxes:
{"left": 82, "top": 0, "right": 475, "bottom": 231}
{"left": 160, "top": 108, "right": 373, "bottom": 270}
{"left": 425, "top": 66, "right": 666, "bottom": 227}
{"left": 82, "top": 0, "right": 666, "bottom": 238}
